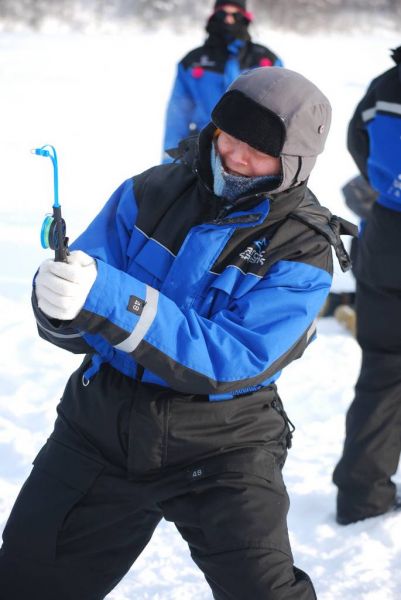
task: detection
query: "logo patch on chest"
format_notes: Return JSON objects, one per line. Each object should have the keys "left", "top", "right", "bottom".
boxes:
{"left": 239, "top": 238, "right": 268, "bottom": 266}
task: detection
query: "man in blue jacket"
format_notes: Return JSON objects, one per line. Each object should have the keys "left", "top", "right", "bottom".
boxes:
{"left": 162, "top": 0, "right": 282, "bottom": 161}
{"left": 0, "top": 67, "right": 355, "bottom": 599}
{"left": 333, "top": 46, "right": 401, "bottom": 526}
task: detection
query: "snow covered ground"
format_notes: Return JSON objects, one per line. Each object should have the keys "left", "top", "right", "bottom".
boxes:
{"left": 0, "top": 19, "right": 400, "bottom": 600}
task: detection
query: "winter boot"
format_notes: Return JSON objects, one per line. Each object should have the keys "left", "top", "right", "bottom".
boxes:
{"left": 336, "top": 490, "right": 401, "bottom": 525}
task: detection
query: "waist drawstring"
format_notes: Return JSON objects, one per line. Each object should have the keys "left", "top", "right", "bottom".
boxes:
{"left": 82, "top": 353, "right": 107, "bottom": 386}
{"left": 271, "top": 398, "right": 296, "bottom": 449}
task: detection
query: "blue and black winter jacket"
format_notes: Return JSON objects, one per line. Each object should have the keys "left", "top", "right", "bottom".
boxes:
{"left": 33, "top": 126, "right": 353, "bottom": 401}
{"left": 347, "top": 55, "right": 401, "bottom": 213}
{"left": 163, "top": 37, "right": 282, "bottom": 160}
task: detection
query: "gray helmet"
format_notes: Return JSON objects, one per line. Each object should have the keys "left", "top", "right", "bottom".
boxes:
{"left": 211, "top": 67, "right": 332, "bottom": 193}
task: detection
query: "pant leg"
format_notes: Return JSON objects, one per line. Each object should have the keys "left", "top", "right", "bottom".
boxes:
{"left": 0, "top": 439, "right": 162, "bottom": 600}
{"left": 0, "top": 362, "right": 163, "bottom": 600}
{"left": 333, "top": 278, "right": 401, "bottom": 521}
{"left": 160, "top": 390, "right": 316, "bottom": 600}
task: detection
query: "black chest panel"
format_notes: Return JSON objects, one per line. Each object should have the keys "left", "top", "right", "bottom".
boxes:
{"left": 131, "top": 164, "right": 346, "bottom": 280}
{"left": 132, "top": 163, "right": 212, "bottom": 256}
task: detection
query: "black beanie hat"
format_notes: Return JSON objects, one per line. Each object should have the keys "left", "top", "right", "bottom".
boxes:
{"left": 212, "top": 89, "right": 285, "bottom": 157}
{"left": 214, "top": 0, "right": 247, "bottom": 10}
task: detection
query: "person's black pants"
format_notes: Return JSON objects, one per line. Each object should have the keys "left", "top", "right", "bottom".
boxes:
{"left": 0, "top": 360, "right": 316, "bottom": 599}
{"left": 333, "top": 204, "right": 401, "bottom": 523}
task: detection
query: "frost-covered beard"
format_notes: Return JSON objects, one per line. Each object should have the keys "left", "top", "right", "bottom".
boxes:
{"left": 210, "top": 144, "right": 280, "bottom": 202}
{"left": 206, "top": 14, "right": 250, "bottom": 43}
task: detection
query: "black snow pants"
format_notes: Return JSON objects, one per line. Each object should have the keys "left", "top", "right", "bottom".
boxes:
{"left": 0, "top": 359, "right": 316, "bottom": 600}
{"left": 333, "top": 203, "right": 401, "bottom": 523}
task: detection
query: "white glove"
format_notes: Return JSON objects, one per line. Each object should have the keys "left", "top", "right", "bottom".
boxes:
{"left": 35, "top": 250, "right": 97, "bottom": 320}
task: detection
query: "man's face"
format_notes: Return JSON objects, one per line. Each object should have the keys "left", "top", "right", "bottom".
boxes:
{"left": 217, "top": 5, "right": 243, "bottom": 25}
{"left": 216, "top": 131, "right": 282, "bottom": 178}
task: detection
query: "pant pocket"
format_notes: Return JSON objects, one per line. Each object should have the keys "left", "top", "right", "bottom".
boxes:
{"left": 186, "top": 446, "right": 275, "bottom": 485}
{"left": 166, "top": 386, "right": 279, "bottom": 467}
{"left": 2, "top": 439, "right": 104, "bottom": 563}
{"left": 186, "top": 447, "right": 291, "bottom": 556}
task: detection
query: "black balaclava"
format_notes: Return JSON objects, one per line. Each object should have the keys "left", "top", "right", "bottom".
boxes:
{"left": 206, "top": 2, "right": 251, "bottom": 43}
{"left": 214, "top": 0, "right": 247, "bottom": 9}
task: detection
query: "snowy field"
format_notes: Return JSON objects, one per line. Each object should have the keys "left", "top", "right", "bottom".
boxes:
{"left": 0, "top": 18, "right": 400, "bottom": 600}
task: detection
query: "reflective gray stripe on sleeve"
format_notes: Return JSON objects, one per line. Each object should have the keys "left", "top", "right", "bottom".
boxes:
{"left": 362, "top": 101, "right": 401, "bottom": 122}
{"left": 114, "top": 286, "right": 159, "bottom": 353}
{"left": 307, "top": 318, "right": 317, "bottom": 342}
{"left": 37, "top": 321, "right": 85, "bottom": 339}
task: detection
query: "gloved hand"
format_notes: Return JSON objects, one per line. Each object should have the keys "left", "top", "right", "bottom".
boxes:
{"left": 35, "top": 250, "right": 97, "bottom": 320}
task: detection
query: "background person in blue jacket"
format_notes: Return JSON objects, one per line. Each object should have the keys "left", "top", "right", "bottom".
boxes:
{"left": 333, "top": 46, "right": 401, "bottom": 526}
{"left": 0, "top": 67, "right": 354, "bottom": 599}
{"left": 162, "top": 0, "right": 283, "bottom": 162}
